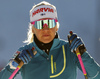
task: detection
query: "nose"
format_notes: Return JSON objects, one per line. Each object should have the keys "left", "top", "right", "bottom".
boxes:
{"left": 43, "top": 23, "right": 49, "bottom": 30}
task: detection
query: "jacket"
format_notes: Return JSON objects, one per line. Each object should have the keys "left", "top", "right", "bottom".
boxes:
{"left": 0, "top": 38, "right": 100, "bottom": 79}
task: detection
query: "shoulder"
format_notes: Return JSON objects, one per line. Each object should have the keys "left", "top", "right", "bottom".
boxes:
{"left": 17, "top": 43, "right": 34, "bottom": 52}
{"left": 51, "top": 38, "right": 69, "bottom": 50}
{"left": 59, "top": 39, "right": 69, "bottom": 48}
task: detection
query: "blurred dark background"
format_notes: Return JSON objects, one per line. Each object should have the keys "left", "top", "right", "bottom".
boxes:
{"left": 0, "top": 0, "right": 100, "bottom": 79}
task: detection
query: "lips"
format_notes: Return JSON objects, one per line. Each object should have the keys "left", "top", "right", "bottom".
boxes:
{"left": 43, "top": 34, "right": 50, "bottom": 37}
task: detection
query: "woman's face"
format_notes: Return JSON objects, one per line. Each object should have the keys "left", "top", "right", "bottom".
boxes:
{"left": 32, "top": 21, "right": 58, "bottom": 43}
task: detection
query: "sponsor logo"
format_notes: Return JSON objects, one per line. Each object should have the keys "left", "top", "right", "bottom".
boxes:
{"left": 33, "top": 51, "right": 37, "bottom": 55}
{"left": 16, "top": 51, "right": 20, "bottom": 54}
{"left": 32, "top": 7, "right": 54, "bottom": 17}
{"left": 41, "top": 13, "right": 46, "bottom": 16}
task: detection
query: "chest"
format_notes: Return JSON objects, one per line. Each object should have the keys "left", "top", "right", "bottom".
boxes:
{"left": 21, "top": 45, "right": 77, "bottom": 79}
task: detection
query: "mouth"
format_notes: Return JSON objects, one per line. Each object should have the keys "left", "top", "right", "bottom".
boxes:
{"left": 42, "top": 34, "right": 50, "bottom": 37}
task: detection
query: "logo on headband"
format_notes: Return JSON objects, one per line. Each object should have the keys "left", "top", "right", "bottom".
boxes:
{"left": 32, "top": 7, "right": 54, "bottom": 17}
{"left": 41, "top": 13, "right": 46, "bottom": 16}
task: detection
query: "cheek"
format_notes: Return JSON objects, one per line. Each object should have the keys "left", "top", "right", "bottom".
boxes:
{"left": 51, "top": 27, "right": 58, "bottom": 33}
{"left": 32, "top": 27, "right": 40, "bottom": 34}
{"left": 33, "top": 29, "right": 42, "bottom": 38}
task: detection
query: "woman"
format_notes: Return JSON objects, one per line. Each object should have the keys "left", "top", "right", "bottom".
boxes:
{"left": 0, "top": 1, "right": 100, "bottom": 79}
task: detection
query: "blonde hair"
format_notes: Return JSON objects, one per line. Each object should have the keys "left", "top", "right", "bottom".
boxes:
{"left": 24, "top": 1, "right": 60, "bottom": 44}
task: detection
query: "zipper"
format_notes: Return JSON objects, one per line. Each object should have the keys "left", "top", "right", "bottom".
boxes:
{"left": 51, "top": 55, "right": 54, "bottom": 74}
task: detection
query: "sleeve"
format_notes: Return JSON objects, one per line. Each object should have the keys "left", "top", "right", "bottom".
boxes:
{"left": 76, "top": 51, "right": 100, "bottom": 79}
{"left": 0, "top": 46, "right": 27, "bottom": 79}
{"left": 0, "top": 43, "right": 33, "bottom": 79}
{"left": 0, "top": 64, "right": 20, "bottom": 79}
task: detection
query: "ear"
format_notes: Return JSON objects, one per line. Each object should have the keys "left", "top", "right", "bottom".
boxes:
{"left": 56, "top": 28, "right": 58, "bottom": 32}
{"left": 32, "top": 26, "right": 35, "bottom": 34}
{"left": 55, "top": 24, "right": 59, "bottom": 32}
{"left": 32, "top": 29, "right": 34, "bottom": 33}
{"left": 55, "top": 25, "right": 58, "bottom": 32}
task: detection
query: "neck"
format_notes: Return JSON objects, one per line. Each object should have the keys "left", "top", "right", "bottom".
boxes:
{"left": 34, "top": 33, "right": 58, "bottom": 55}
